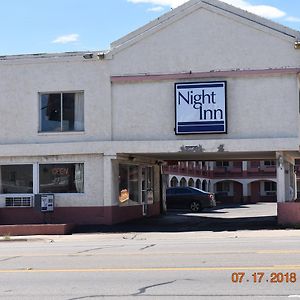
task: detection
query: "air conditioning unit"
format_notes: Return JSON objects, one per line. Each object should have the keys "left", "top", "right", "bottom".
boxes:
{"left": 5, "top": 196, "right": 33, "bottom": 207}
{"left": 34, "top": 194, "right": 55, "bottom": 212}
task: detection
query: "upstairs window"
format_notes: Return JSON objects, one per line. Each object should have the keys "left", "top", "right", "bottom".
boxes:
{"left": 216, "top": 161, "right": 229, "bottom": 168}
{"left": 40, "top": 91, "right": 84, "bottom": 132}
{"left": 264, "top": 160, "right": 275, "bottom": 166}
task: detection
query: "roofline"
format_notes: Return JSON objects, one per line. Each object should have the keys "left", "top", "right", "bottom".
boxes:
{"left": 110, "top": 0, "right": 300, "bottom": 54}
{"left": 110, "top": 0, "right": 199, "bottom": 50}
{"left": 0, "top": 51, "right": 108, "bottom": 62}
{"left": 205, "top": 0, "right": 300, "bottom": 39}
{"left": 111, "top": 67, "right": 300, "bottom": 83}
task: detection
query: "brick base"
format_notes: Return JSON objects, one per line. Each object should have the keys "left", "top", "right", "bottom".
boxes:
{"left": 0, "top": 224, "right": 74, "bottom": 236}
{"left": 277, "top": 202, "right": 300, "bottom": 225}
{"left": 0, "top": 202, "right": 162, "bottom": 228}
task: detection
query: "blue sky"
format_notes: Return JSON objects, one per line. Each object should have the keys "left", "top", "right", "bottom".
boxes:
{"left": 1, "top": 0, "right": 300, "bottom": 55}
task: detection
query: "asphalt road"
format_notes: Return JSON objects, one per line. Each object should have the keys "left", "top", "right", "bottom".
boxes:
{"left": 1, "top": 228, "right": 300, "bottom": 299}
{"left": 78, "top": 202, "right": 279, "bottom": 233}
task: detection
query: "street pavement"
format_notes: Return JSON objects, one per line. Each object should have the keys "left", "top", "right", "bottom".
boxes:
{"left": 0, "top": 202, "right": 299, "bottom": 299}
{"left": 75, "top": 202, "right": 279, "bottom": 233}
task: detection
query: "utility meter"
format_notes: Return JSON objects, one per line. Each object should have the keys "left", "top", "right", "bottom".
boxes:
{"left": 40, "top": 194, "right": 54, "bottom": 212}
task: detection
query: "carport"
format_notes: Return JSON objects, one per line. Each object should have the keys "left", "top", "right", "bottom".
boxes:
{"left": 109, "top": 136, "right": 300, "bottom": 226}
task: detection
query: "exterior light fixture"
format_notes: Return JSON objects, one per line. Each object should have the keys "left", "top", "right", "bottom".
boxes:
{"left": 294, "top": 41, "right": 300, "bottom": 49}
{"left": 83, "top": 53, "right": 93, "bottom": 59}
{"left": 278, "top": 155, "right": 284, "bottom": 169}
{"left": 97, "top": 52, "right": 105, "bottom": 60}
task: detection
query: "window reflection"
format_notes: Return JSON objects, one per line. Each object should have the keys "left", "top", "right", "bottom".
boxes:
{"left": 40, "top": 92, "right": 84, "bottom": 132}
{"left": 0, "top": 165, "right": 33, "bottom": 194}
{"left": 39, "top": 163, "right": 84, "bottom": 193}
{"left": 118, "top": 164, "right": 139, "bottom": 205}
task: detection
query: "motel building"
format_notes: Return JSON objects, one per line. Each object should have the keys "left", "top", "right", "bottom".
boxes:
{"left": 164, "top": 160, "right": 286, "bottom": 204}
{"left": 1, "top": 0, "right": 300, "bottom": 227}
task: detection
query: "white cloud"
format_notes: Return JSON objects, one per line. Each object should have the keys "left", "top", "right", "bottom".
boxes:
{"left": 285, "top": 16, "right": 300, "bottom": 23}
{"left": 127, "top": 0, "right": 287, "bottom": 20}
{"left": 147, "top": 6, "right": 165, "bottom": 12}
{"left": 52, "top": 34, "right": 79, "bottom": 44}
{"left": 221, "top": 0, "right": 286, "bottom": 19}
{"left": 128, "top": 0, "right": 186, "bottom": 9}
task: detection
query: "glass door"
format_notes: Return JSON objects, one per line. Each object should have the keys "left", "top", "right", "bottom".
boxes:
{"left": 141, "top": 166, "right": 154, "bottom": 216}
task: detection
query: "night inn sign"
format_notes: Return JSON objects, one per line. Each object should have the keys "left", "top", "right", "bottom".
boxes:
{"left": 175, "top": 81, "right": 227, "bottom": 134}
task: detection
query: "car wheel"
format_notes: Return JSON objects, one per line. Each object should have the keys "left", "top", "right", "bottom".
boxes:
{"left": 190, "top": 201, "right": 201, "bottom": 212}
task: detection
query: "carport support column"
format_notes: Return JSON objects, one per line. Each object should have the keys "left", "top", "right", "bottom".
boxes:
{"left": 103, "top": 154, "right": 118, "bottom": 224}
{"left": 242, "top": 182, "right": 249, "bottom": 204}
{"left": 276, "top": 152, "right": 295, "bottom": 203}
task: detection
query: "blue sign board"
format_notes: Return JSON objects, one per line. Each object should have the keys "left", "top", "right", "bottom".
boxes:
{"left": 175, "top": 81, "right": 227, "bottom": 134}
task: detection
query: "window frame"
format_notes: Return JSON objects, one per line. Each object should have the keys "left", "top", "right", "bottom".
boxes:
{"left": 216, "top": 161, "right": 230, "bottom": 168}
{"left": 263, "top": 160, "right": 276, "bottom": 167}
{"left": 0, "top": 163, "right": 34, "bottom": 196}
{"left": 216, "top": 181, "right": 230, "bottom": 193}
{"left": 38, "top": 90, "right": 84, "bottom": 133}
{"left": 38, "top": 162, "right": 85, "bottom": 194}
{"left": 118, "top": 163, "right": 155, "bottom": 207}
{"left": 264, "top": 181, "right": 276, "bottom": 192}
{"left": 0, "top": 162, "right": 85, "bottom": 196}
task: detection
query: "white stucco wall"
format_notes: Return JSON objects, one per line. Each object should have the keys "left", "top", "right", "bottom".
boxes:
{"left": 0, "top": 154, "right": 104, "bottom": 207}
{"left": 111, "top": 7, "right": 300, "bottom": 74}
{"left": 112, "top": 75, "right": 299, "bottom": 141}
{"left": 0, "top": 56, "right": 111, "bottom": 144}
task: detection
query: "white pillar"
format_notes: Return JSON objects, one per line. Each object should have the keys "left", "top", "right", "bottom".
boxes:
{"left": 294, "top": 171, "right": 297, "bottom": 201}
{"left": 289, "top": 162, "right": 297, "bottom": 201}
{"left": 242, "top": 161, "right": 248, "bottom": 172}
{"left": 242, "top": 182, "right": 249, "bottom": 203}
{"left": 103, "top": 154, "right": 118, "bottom": 207}
{"left": 276, "top": 152, "right": 296, "bottom": 203}
{"left": 276, "top": 152, "right": 286, "bottom": 203}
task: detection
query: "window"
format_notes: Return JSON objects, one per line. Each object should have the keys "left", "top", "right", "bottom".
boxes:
{"left": 216, "top": 181, "right": 230, "bottom": 192}
{"left": 264, "top": 160, "right": 275, "bottom": 166}
{"left": 118, "top": 164, "right": 139, "bottom": 205}
{"left": 0, "top": 165, "right": 33, "bottom": 194}
{"left": 40, "top": 92, "right": 84, "bottom": 132}
{"left": 179, "top": 178, "right": 187, "bottom": 187}
{"left": 216, "top": 161, "right": 229, "bottom": 167}
{"left": 264, "top": 181, "right": 276, "bottom": 192}
{"left": 170, "top": 177, "right": 178, "bottom": 187}
{"left": 129, "top": 165, "right": 139, "bottom": 203}
{"left": 39, "top": 163, "right": 84, "bottom": 193}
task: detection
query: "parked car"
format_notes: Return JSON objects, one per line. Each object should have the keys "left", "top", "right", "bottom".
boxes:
{"left": 166, "top": 187, "right": 216, "bottom": 212}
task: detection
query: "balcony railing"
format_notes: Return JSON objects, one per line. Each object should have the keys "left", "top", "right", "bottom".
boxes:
{"left": 163, "top": 164, "right": 277, "bottom": 179}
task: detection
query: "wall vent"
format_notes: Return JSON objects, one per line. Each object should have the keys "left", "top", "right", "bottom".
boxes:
{"left": 5, "top": 196, "right": 33, "bottom": 207}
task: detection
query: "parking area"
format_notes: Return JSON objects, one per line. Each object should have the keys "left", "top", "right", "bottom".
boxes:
{"left": 187, "top": 202, "right": 277, "bottom": 219}
{"left": 77, "top": 202, "right": 278, "bottom": 233}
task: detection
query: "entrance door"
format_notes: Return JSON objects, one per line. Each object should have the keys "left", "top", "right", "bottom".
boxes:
{"left": 141, "top": 167, "right": 154, "bottom": 216}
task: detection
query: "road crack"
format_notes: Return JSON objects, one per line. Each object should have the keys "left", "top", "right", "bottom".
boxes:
{"left": 133, "top": 280, "right": 176, "bottom": 296}
{"left": 140, "top": 244, "right": 156, "bottom": 251}
{"left": 0, "top": 256, "right": 20, "bottom": 262}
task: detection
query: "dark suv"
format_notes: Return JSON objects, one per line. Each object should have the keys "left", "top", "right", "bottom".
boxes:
{"left": 166, "top": 187, "right": 216, "bottom": 212}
